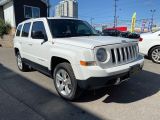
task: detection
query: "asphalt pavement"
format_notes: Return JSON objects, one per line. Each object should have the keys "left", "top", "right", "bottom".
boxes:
{"left": 0, "top": 48, "right": 159, "bottom": 120}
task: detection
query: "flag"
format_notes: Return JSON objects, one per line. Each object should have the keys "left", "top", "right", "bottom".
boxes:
{"left": 131, "top": 12, "right": 136, "bottom": 33}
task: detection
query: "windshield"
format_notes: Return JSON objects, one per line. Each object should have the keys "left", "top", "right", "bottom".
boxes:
{"left": 48, "top": 19, "right": 98, "bottom": 38}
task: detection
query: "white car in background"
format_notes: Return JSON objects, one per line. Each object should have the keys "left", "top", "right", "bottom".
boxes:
{"left": 139, "top": 31, "right": 160, "bottom": 64}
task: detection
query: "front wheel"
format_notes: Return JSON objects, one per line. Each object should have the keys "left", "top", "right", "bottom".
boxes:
{"left": 53, "top": 62, "right": 82, "bottom": 100}
{"left": 16, "top": 52, "right": 30, "bottom": 71}
{"left": 149, "top": 46, "right": 160, "bottom": 64}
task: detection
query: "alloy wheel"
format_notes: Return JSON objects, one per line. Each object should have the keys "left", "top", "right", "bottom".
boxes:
{"left": 152, "top": 48, "right": 160, "bottom": 63}
{"left": 17, "top": 54, "right": 23, "bottom": 70}
{"left": 55, "top": 69, "right": 72, "bottom": 96}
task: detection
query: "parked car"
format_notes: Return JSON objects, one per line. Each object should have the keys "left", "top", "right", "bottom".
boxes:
{"left": 102, "top": 29, "right": 121, "bottom": 36}
{"left": 139, "top": 31, "right": 160, "bottom": 64}
{"left": 103, "top": 29, "right": 140, "bottom": 39}
{"left": 14, "top": 17, "right": 144, "bottom": 100}
{"left": 120, "top": 32, "right": 140, "bottom": 39}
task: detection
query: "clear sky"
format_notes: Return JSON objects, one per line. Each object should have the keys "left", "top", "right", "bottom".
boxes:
{"left": 50, "top": 0, "right": 160, "bottom": 27}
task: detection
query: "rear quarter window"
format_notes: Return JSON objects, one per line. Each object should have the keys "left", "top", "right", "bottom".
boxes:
{"left": 16, "top": 25, "right": 22, "bottom": 36}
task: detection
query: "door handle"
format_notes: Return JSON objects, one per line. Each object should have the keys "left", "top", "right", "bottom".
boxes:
{"left": 28, "top": 44, "right": 32, "bottom": 46}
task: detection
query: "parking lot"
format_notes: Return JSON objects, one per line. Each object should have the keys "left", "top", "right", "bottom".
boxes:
{"left": 0, "top": 47, "right": 160, "bottom": 120}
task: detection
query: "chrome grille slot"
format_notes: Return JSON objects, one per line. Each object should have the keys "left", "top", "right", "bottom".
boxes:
{"left": 129, "top": 46, "right": 133, "bottom": 59}
{"left": 114, "top": 48, "right": 118, "bottom": 64}
{"left": 125, "top": 47, "right": 129, "bottom": 60}
{"left": 116, "top": 48, "right": 121, "bottom": 62}
{"left": 132, "top": 45, "right": 136, "bottom": 58}
{"left": 121, "top": 48, "right": 125, "bottom": 61}
{"left": 127, "top": 47, "right": 131, "bottom": 60}
{"left": 111, "top": 49, "right": 116, "bottom": 63}
{"left": 110, "top": 44, "right": 138, "bottom": 65}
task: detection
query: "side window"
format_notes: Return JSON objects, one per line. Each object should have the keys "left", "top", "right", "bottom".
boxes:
{"left": 24, "top": 6, "right": 32, "bottom": 18}
{"left": 32, "top": 7, "right": 40, "bottom": 18}
{"left": 16, "top": 25, "right": 22, "bottom": 36}
{"left": 31, "top": 21, "right": 47, "bottom": 39}
{"left": 22, "top": 23, "right": 31, "bottom": 37}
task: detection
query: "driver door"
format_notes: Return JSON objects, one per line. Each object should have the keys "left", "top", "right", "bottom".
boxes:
{"left": 30, "top": 21, "right": 50, "bottom": 67}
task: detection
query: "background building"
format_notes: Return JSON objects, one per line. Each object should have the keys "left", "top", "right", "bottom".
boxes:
{"left": 0, "top": 0, "right": 48, "bottom": 28}
{"left": 55, "top": 0, "right": 78, "bottom": 18}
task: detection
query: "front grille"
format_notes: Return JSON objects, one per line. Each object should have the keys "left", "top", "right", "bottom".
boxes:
{"left": 110, "top": 44, "right": 138, "bottom": 65}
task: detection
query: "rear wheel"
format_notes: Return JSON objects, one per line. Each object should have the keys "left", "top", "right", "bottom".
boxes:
{"left": 53, "top": 62, "right": 82, "bottom": 100}
{"left": 16, "top": 52, "right": 30, "bottom": 71}
{"left": 149, "top": 46, "right": 160, "bottom": 64}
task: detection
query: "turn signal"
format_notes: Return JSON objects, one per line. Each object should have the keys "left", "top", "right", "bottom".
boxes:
{"left": 80, "top": 61, "right": 96, "bottom": 66}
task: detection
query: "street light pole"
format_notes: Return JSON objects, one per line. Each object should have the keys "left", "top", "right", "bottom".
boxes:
{"left": 150, "top": 9, "right": 156, "bottom": 31}
{"left": 113, "top": 0, "right": 118, "bottom": 28}
{"left": 115, "top": 16, "right": 119, "bottom": 27}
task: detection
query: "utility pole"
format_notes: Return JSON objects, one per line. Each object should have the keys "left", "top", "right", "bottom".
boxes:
{"left": 113, "top": 0, "right": 118, "bottom": 28}
{"left": 150, "top": 9, "right": 156, "bottom": 31}
{"left": 115, "top": 16, "right": 119, "bottom": 27}
{"left": 47, "top": 0, "right": 50, "bottom": 17}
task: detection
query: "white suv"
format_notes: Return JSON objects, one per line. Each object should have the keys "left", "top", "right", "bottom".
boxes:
{"left": 14, "top": 17, "right": 144, "bottom": 100}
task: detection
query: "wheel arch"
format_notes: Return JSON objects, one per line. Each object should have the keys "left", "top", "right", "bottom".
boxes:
{"left": 50, "top": 56, "right": 79, "bottom": 79}
{"left": 51, "top": 56, "right": 70, "bottom": 71}
{"left": 148, "top": 45, "right": 160, "bottom": 57}
{"left": 14, "top": 48, "right": 19, "bottom": 56}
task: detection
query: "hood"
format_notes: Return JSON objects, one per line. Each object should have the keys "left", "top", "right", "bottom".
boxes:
{"left": 140, "top": 32, "right": 160, "bottom": 38}
{"left": 55, "top": 36, "right": 138, "bottom": 49}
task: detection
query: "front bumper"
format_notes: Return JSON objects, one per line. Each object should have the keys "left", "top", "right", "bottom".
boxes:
{"left": 77, "top": 72, "right": 130, "bottom": 89}
{"left": 77, "top": 55, "right": 144, "bottom": 89}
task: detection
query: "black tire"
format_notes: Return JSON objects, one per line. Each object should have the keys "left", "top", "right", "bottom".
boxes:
{"left": 53, "top": 62, "right": 82, "bottom": 100}
{"left": 149, "top": 46, "right": 160, "bottom": 64}
{"left": 16, "top": 52, "right": 30, "bottom": 72}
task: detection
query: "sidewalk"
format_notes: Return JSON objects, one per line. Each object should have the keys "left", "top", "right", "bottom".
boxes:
{"left": 0, "top": 35, "right": 14, "bottom": 48}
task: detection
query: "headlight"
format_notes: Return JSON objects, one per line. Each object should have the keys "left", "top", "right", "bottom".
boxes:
{"left": 96, "top": 48, "right": 107, "bottom": 62}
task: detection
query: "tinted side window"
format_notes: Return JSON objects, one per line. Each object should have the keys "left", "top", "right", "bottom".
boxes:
{"left": 16, "top": 25, "right": 22, "bottom": 36}
{"left": 22, "top": 23, "right": 31, "bottom": 37}
{"left": 31, "top": 21, "right": 47, "bottom": 39}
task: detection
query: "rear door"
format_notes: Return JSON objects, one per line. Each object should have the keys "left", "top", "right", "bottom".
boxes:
{"left": 20, "top": 22, "right": 32, "bottom": 60}
{"left": 14, "top": 24, "right": 23, "bottom": 53}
